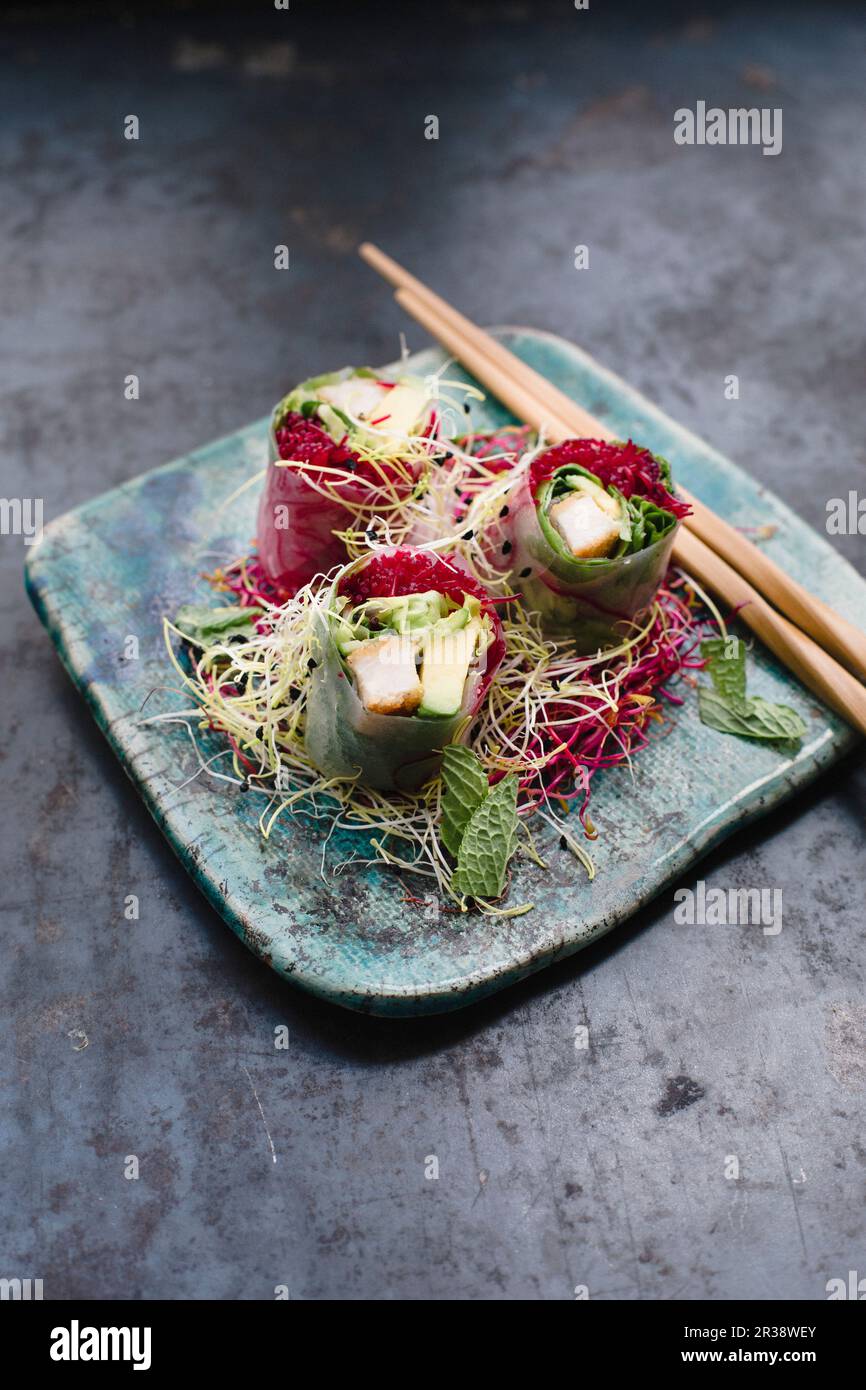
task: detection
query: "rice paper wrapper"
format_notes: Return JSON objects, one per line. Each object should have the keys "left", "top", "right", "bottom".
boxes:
{"left": 506, "top": 472, "right": 679, "bottom": 651}
{"left": 256, "top": 415, "right": 367, "bottom": 597}
{"left": 304, "top": 610, "right": 485, "bottom": 794}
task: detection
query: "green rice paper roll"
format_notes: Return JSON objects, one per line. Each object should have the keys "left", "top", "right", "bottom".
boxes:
{"left": 304, "top": 546, "right": 505, "bottom": 792}
{"left": 501, "top": 438, "right": 690, "bottom": 651}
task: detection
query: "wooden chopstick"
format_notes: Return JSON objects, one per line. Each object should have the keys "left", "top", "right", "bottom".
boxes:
{"left": 394, "top": 287, "right": 577, "bottom": 443}
{"left": 387, "top": 283, "right": 866, "bottom": 737}
{"left": 361, "top": 242, "right": 606, "bottom": 438}
{"left": 674, "top": 492, "right": 866, "bottom": 683}
{"left": 362, "top": 242, "right": 866, "bottom": 686}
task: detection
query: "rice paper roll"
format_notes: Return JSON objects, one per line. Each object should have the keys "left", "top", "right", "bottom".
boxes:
{"left": 501, "top": 438, "right": 690, "bottom": 651}
{"left": 304, "top": 547, "right": 505, "bottom": 792}
{"left": 257, "top": 368, "right": 433, "bottom": 596}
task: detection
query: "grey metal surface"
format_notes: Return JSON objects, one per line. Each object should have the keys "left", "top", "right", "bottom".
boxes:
{"left": 2, "top": 1, "right": 864, "bottom": 1300}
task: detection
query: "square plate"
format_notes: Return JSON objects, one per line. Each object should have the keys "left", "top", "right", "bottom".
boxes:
{"left": 25, "top": 330, "right": 864, "bottom": 1016}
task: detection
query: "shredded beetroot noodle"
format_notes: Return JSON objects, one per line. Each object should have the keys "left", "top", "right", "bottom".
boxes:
{"left": 529, "top": 438, "right": 692, "bottom": 519}
{"left": 274, "top": 411, "right": 357, "bottom": 469}
{"left": 339, "top": 547, "right": 492, "bottom": 605}
{"left": 511, "top": 576, "right": 707, "bottom": 832}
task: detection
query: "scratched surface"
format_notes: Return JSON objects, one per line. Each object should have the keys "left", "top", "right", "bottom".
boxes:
{"left": 2, "top": 0, "right": 865, "bottom": 1300}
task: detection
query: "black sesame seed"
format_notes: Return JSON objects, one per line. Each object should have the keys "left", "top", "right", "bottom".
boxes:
{"left": 519, "top": 567, "right": 531, "bottom": 578}
{"left": 462, "top": 529, "right": 474, "bottom": 540}
{"left": 239, "top": 779, "right": 250, "bottom": 793}
{"left": 559, "top": 834, "right": 568, "bottom": 849}
{"left": 502, "top": 540, "right": 512, "bottom": 555}
{"left": 499, "top": 505, "right": 510, "bottom": 518}
{"left": 307, "top": 658, "right": 318, "bottom": 672}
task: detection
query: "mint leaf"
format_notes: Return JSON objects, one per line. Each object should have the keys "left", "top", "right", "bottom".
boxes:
{"left": 174, "top": 604, "right": 263, "bottom": 647}
{"left": 440, "top": 745, "right": 489, "bottom": 857}
{"left": 746, "top": 696, "right": 808, "bottom": 741}
{"left": 701, "top": 637, "right": 747, "bottom": 702}
{"left": 698, "top": 687, "right": 807, "bottom": 743}
{"left": 698, "top": 636, "right": 806, "bottom": 745}
{"left": 451, "top": 774, "right": 518, "bottom": 900}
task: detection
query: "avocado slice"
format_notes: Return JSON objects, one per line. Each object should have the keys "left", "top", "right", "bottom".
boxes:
{"left": 355, "top": 591, "right": 446, "bottom": 635}
{"left": 312, "top": 376, "right": 429, "bottom": 446}
{"left": 417, "top": 618, "right": 482, "bottom": 718}
{"left": 365, "top": 382, "right": 430, "bottom": 438}
{"left": 318, "top": 375, "right": 387, "bottom": 420}
{"left": 429, "top": 603, "right": 471, "bottom": 638}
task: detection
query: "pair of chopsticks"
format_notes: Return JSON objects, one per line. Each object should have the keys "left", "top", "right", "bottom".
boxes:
{"left": 360, "top": 242, "right": 866, "bottom": 738}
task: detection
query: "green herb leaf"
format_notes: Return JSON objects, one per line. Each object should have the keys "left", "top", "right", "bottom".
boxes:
{"left": 440, "top": 745, "right": 490, "bottom": 857}
{"left": 451, "top": 774, "right": 519, "bottom": 900}
{"left": 698, "top": 687, "right": 807, "bottom": 743}
{"left": 700, "top": 636, "right": 747, "bottom": 702}
{"left": 698, "top": 636, "right": 806, "bottom": 743}
{"left": 174, "top": 604, "right": 263, "bottom": 647}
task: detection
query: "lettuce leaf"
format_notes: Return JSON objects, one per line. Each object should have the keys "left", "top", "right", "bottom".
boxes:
{"left": 624, "top": 494, "right": 677, "bottom": 554}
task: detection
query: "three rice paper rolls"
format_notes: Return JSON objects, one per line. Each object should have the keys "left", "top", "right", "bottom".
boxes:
{"left": 304, "top": 547, "right": 505, "bottom": 792}
{"left": 502, "top": 438, "right": 690, "bottom": 651}
{"left": 256, "top": 368, "right": 432, "bottom": 596}
{"left": 258, "top": 372, "right": 689, "bottom": 792}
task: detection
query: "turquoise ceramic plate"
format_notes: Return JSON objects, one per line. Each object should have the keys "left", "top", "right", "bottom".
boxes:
{"left": 25, "top": 331, "right": 865, "bottom": 1016}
